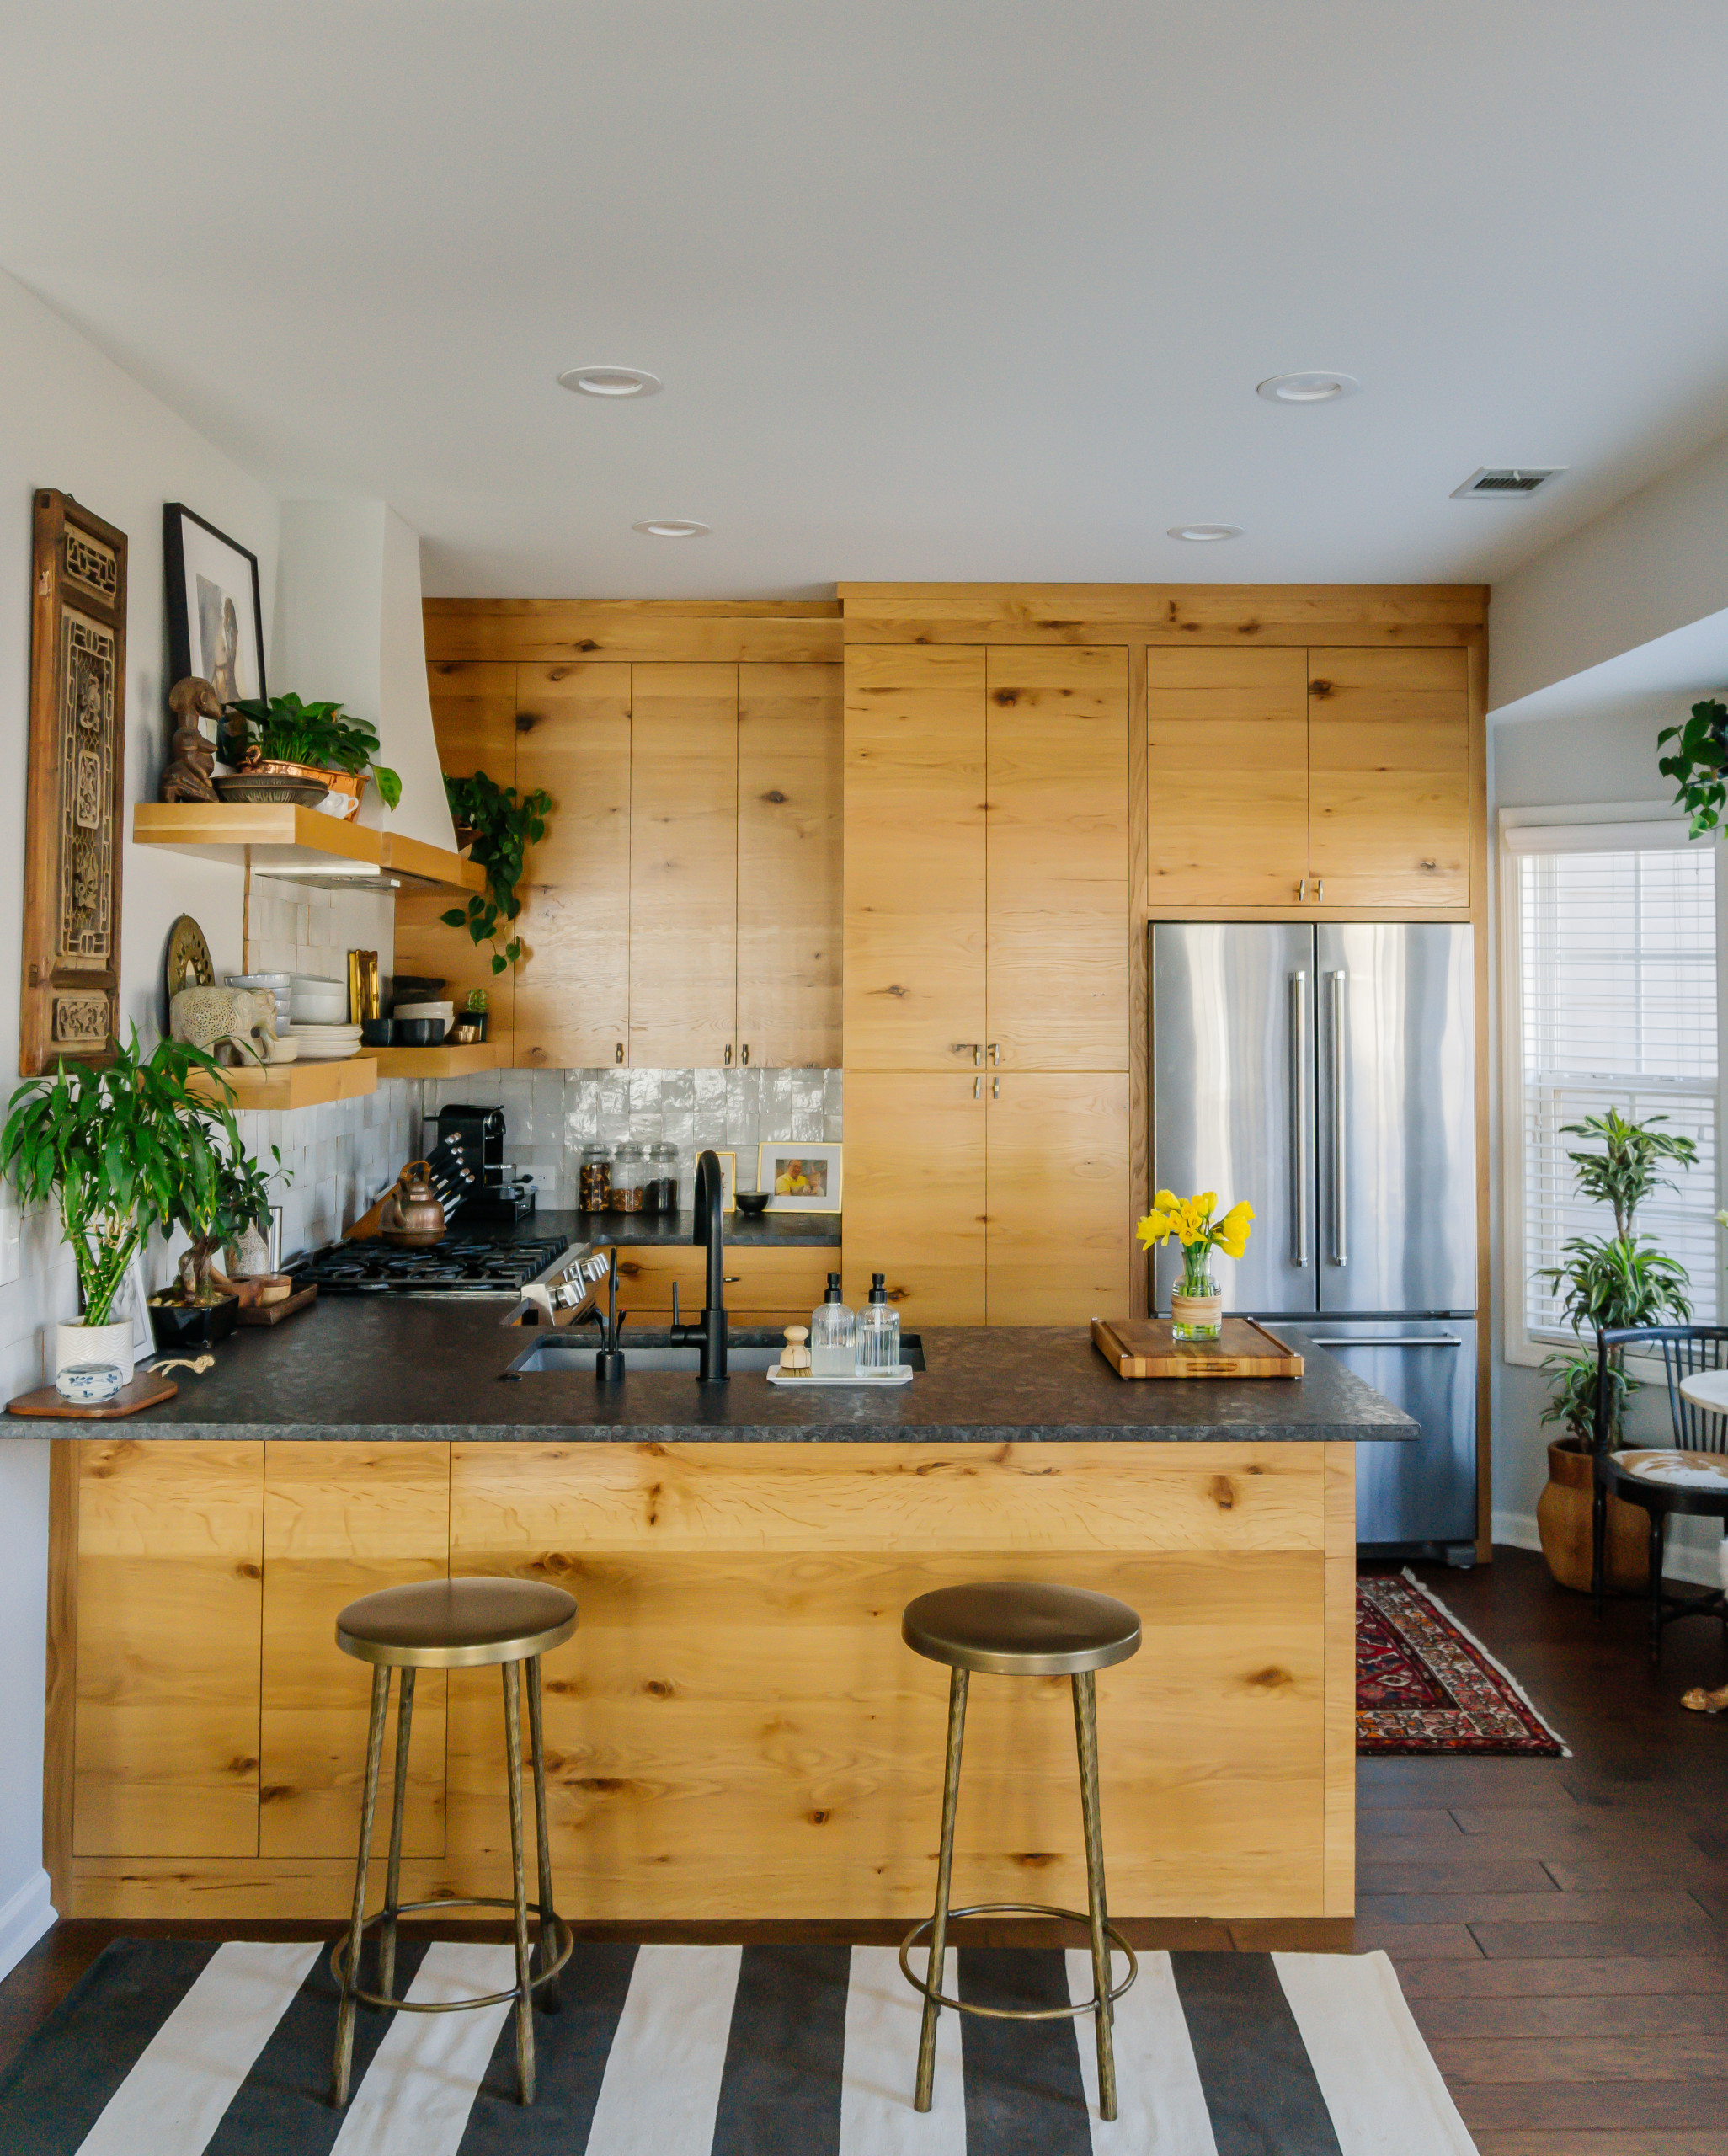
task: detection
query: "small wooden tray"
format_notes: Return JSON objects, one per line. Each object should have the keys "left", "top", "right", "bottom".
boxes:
{"left": 237, "top": 1283, "right": 317, "bottom": 1326}
{"left": 7, "top": 1371, "right": 178, "bottom": 1418}
{"left": 1091, "top": 1316, "right": 1304, "bottom": 1380}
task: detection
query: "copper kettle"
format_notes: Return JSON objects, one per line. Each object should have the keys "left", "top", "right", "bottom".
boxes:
{"left": 379, "top": 1161, "right": 446, "bottom": 1247}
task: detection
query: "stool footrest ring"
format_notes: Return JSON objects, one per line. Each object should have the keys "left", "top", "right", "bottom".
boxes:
{"left": 899, "top": 1902, "right": 1138, "bottom": 2020}
{"left": 330, "top": 1896, "right": 573, "bottom": 2014}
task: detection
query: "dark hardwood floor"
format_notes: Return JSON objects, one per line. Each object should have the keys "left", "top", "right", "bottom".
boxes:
{"left": 3, "top": 1545, "right": 1725, "bottom": 2151}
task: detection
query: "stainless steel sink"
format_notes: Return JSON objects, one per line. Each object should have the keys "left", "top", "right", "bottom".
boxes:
{"left": 504, "top": 1329, "right": 925, "bottom": 1379}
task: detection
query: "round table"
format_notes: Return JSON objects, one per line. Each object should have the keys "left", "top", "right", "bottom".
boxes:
{"left": 1680, "top": 1369, "right": 1728, "bottom": 1416}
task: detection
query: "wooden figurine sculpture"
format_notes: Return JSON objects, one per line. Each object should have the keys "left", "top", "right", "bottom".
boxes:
{"left": 160, "top": 676, "right": 221, "bottom": 803}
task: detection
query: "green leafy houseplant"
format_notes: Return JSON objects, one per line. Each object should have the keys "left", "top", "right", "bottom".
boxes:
{"left": 441, "top": 771, "right": 552, "bottom": 974}
{"left": 0, "top": 1030, "right": 238, "bottom": 1326}
{"left": 1538, "top": 1108, "right": 1697, "bottom": 1449}
{"left": 227, "top": 693, "right": 402, "bottom": 809}
{"left": 168, "top": 1134, "right": 288, "bottom": 1306}
{"left": 1657, "top": 698, "right": 1728, "bottom": 837}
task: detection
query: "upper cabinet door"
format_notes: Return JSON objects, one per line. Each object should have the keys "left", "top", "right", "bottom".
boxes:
{"left": 1146, "top": 649, "right": 1310, "bottom": 907}
{"left": 514, "top": 663, "right": 632, "bottom": 1070}
{"left": 1307, "top": 649, "right": 1470, "bottom": 908}
{"left": 395, "top": 661, "right": 523, "bottom": 1051}
{"left": 844, "top": 646, "right": 986, "bottom": 1070}
{"left": 986, "top": 647, "right": 1128, "bottom": 1070}
{"left": 737, "top": 663, "right": 842, "bottom": 1070}
{"left": 629, "top": 664, "right": 739, "bottom": 1068}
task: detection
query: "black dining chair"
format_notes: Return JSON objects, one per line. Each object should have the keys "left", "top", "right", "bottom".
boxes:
{"left": 1592, "top": 1325, "right": 1728, "bottom": 1660}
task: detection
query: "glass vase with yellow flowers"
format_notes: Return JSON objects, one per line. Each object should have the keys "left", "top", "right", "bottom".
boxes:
{"left": 1137, "top": 1190, "right": 1256, "bottom": 1342}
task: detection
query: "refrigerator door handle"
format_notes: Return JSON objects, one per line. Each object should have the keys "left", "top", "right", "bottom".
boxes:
{"left": 1309, "top": 1335, "right": 1464, "bottom": 1348}
{"left": 1325, "top": 968, "right": 1347, "bottom": 1267}
{"left": 1288, "top": 969, "right": 1310, "bottom": 1267}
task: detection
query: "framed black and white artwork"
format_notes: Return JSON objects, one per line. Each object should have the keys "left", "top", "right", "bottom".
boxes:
{"left": 163, "top": 504, "right": 266, "bottom": 709}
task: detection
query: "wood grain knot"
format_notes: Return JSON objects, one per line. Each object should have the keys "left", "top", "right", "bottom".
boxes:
{"left": 576, "top": 638, "right": 600, "bottom": 653}
{"left": 643, "top": 1678, "right": 675, "bottom": 1699}
{"left": 227, "top": 1756, "right": 259, "bottom": 1778}
{"left": 879, "top": 984, "right": 909, "bottom": 999}
{"left": 1014, "top": 1851, "right": 1058, "bottom": 1870}
{"left": 992, "top": 690, "right": 1018, "bottom": 706}
{"left": 235, "top": 1561, "right": 262, "bottom": 1580}
{"left": 1309, "top": 679, "right": 1334, "bottom": 698}
{"left": 1237, "top": 620, "right": 1262, "bottom": 636}
{"left": 515, "top": 712, "right": 539, "bottom": 731}
{"left": 763, "top": 789, "right": 787, "bottom": 804}
{"left": 1245, "top": 1666, "right": 1293, "bottom": 1692}
{"left": 1208, "top": 1476, "right": 1236, "bottom": 1509}
{"left": 808, "top": 1809, "right": 831, "bottom": 1827}
{"left": 259, "top": 1785, "right": 289, "bottom": 1805}
{"left": 576, "top": 1776, "right": 627, "bottom": 1795}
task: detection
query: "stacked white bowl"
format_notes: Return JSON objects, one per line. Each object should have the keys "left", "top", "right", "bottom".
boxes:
{"left": 289, "top": 974, "right": 349, "bottom": 1024}
{"left": 227, "top": 972, "right": 291, "bottom": 1026}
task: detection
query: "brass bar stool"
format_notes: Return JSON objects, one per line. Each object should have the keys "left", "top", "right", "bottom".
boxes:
{"left": 329, "top": 1577, "right": 579, "bottom": 2109}
{"left": 899, "top": 1581, "right": 1141, "bottom": 2119}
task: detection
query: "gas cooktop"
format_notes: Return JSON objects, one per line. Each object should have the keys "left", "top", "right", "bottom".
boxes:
{"left": 290, "top": 1230, "right": 571, "bottom": 1296}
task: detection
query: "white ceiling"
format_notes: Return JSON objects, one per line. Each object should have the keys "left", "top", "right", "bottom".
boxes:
{"left": 8, "top": 2, "right": 1728, "bottom": 599}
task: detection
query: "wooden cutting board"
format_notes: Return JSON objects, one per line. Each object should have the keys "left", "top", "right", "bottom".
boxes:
{"left": 1091, "top": 1315, "right": 1304, "bottom": 1379}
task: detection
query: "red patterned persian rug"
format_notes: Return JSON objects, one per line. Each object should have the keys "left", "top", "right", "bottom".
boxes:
{"left": 1357, "top": 1569, "right": 1568, "bottom": 1756}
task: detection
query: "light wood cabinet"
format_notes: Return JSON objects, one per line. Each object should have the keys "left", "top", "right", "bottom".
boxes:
{"left": 844, "top": 647, "right": 987, "bottom": 1070}
{"left": 628, "top": 664, "right": 739, "bottom": 1067}
{"left": 606, "top": 1242, "right": 840, "bottom": 1327}
{"left": 515, "top": 662, "right": 632, "bottom": 1068}
{"left": 1307, "top": 648, "right": 1470, "bottom": 907}
{"left": 404, "top": 656, "right": 842, "bottom": 1070}
{"left": 843, "top": 1071, "right": 988, "bottom": 1321}
{"left": 844, "top": 1070, "right": 1128, "bottom": 1325}
{"left": 985, "top": 1072, "right": 1131, "bottom": 1323}
{"left": 1147, "top": 649, "right": 1309, "bottom": 907}
{"left": 737, "top": 663, "right": 842, "bottom": 1068}
{"left": 1145, "top": 645, "right": 1470, "bottom": 911}
{"left": 986, "top": 648, "right": 1129, "bottom": 1070}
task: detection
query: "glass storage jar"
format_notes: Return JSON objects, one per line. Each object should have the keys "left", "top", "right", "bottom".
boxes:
{"left": 645, "top": 1141, "right": 680, "bottom": 1215}
{"left": 578, "top": 1145, "right": 611, "bottom": 1213}
{"left": 610, "top": 1141, "right": 648, "bottom": 1214}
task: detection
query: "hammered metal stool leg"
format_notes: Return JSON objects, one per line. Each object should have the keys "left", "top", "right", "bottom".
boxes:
{"left": 899, "top": 1582, "right": 1142, "bottom": 2123}
{"left": 327, "top": 1577, "right": 579, "bottom": 2111}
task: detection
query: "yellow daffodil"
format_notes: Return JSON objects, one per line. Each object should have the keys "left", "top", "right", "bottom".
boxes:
{"left": 1135, "top": 1189, "right": 1256, "bottom": 1258}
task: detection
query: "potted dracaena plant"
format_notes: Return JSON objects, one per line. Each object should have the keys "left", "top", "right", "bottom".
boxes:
{"left": 441, "top": 771, "right": 552, "bottom": 974}
{"left": 0, "top": 1029, "right": 238, "bottom": 1380}
{"left": 1534, "top": 1107, "right": 1697, "bottom": 1592}
{"left": 223, "top": 692, "right": 402, "bottom": 819}
{"left": 157, "top": 1127, "right": 289, "bottom": 1340}
{"left": 1136, "top": 1189, "right": 1256, "bottom": 1341}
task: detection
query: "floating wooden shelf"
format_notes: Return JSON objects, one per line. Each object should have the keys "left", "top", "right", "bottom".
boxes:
{"left": 132, "top": 804, "right": 484, "bottom": 894}
{"left": 371, "top": 1042, "right": 506, "bottom": 1078}
{"left": 187, "top": 1057, "right": 378, "bottom": 1112}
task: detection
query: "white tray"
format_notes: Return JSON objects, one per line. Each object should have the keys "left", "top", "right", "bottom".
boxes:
{"left": 766, "top": 1363, "right": 915, "bottom": 1387}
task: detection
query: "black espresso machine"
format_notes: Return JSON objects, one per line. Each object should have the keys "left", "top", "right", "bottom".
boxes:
{"left": 435, "top": 1102, "right": 538, "bottom": 1225}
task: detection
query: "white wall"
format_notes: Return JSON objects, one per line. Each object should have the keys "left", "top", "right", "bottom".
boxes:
{"left": 0, "top": 266, "right": 285, "bottom": 1974}
{"left": 1490, "top": 702, "right": 1728, "bottom": 1584}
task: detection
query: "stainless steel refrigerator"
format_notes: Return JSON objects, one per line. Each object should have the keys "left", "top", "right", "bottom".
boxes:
{"left": 1150, "top": 922, "right": 1477, "bottom": 1562}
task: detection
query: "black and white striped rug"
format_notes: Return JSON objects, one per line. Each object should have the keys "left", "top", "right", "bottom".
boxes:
{"left": 0, "top": 1938, "right": 1475, "bottom": 2153}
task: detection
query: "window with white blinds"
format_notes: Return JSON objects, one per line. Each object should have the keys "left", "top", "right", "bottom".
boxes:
{"left": 1513, "top": 831, "right": 1719, "bottom": 1343}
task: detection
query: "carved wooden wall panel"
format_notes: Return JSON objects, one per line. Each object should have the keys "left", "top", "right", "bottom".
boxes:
{"left": 22, "top": 492, "right": 127, "bottom": 1073}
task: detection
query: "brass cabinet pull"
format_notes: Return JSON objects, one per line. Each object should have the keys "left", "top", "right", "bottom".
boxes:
{"left": 725, "top": 1043, "right": 733, "bottom": 1065}
{"left": 1299, "top": 877, "right": 1308, "bottom": 903}
{"left": 1315, "top": 877, "right": 1325, "bottom": 902}
{"left": 741, "top": 1043, "right": 749, "bottom": 1066}
{"left": 974, "top": 1075, "right": 982, "bottom": 1100}
{"left": 992, "top": 1074, "right": 1000, "bottom": 1100}
{"left": 614, "top": 1043, "right": 624, "bottom": 1065}
{"left": 988, "top": 1043, "right": 1000, "bottom": 1065}
{"left": 953, "top": 1043, "right": 981, "bottom": 1065}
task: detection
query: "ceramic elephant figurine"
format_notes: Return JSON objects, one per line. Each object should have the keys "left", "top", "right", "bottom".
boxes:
{"left": 169, "top": 984, "right": 278, "bottom": 1067}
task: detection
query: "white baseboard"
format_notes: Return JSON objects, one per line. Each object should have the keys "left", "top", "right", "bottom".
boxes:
{"left": 0, "top": 1866, "right": 54, "bottom": 1983}
{"left": 1493, "top": 1511, "right": 1726, "bottom": 1589}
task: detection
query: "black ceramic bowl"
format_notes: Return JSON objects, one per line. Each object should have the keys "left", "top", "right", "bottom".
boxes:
{"left": 393, "top": 1017, "right": 445, "bottom": 1046}
{"left": 735, "top": 1191, "right": 771, "bottom": 1217}
{"left": 147, "top": 1294, "right": 240, "bottom": 1352}
{"left": 360, "top": 1017, "right": 395, "bottom": 1047}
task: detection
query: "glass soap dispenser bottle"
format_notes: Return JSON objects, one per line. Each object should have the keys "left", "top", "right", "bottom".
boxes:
{"left": 856, "top": 1273, "right": 900, "bottom": 1374}
{"left": 809, "top": 1272, "right": 856, "bottom": 1377}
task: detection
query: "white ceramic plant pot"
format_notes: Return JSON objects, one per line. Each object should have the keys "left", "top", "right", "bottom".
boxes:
{"left": 54, "top": 1317, "right": 135, "bottom": 1384}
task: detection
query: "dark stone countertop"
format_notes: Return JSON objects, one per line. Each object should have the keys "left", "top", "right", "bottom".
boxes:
{"left": 4, "top": 1305, "right": 1414, "bottom": 1444}
{"left": 558, "top": 1209, "right": 840, "bottom": 1249}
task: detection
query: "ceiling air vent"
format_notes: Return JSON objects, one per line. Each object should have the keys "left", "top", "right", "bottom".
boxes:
{"left": 1450, "top": 466, "right": 1567, "bottom": 500}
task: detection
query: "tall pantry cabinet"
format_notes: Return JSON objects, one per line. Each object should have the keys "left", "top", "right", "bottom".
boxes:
{"left": 842, "top": 646, "right": 1131, "bottom": 1322}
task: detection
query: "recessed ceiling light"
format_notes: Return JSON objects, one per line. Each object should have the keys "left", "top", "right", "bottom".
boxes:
{"left": 1168, "top": 525, "right": 1243, "bottom": 542}
{"left": 557, "top": 366, "right": 662, "bottom": 398}
{"left": 1256, "top": 371, "right": 1360, "bottom": 403}
{"left": 632, "top": 519, "right": 710, "bottom": 539}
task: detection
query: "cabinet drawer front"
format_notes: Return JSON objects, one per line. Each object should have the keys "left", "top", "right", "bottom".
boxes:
{"left": 611, "top": 1244, "right": 839, "bottom": 1313}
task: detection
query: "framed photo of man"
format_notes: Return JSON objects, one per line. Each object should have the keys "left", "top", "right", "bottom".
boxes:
{"left": 163, "top": 504, "right": 265, "bottom": 719}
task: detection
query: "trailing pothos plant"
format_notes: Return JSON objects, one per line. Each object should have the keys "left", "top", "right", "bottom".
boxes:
{"left": 1538, "top": 1108, "right": 1697, "bottom": 1449}
{"left": 226, "top": 692, "right": 402, "bottom": 808}
{"left": 1657, "top": 698, "right": 1728, "bottom": 837}
{"left": 441, "top": 771, "right": 552, "bottom": 974}
{"left": 0, "top": 1030, "right": 238, "bottom": 1326}
{"left": 169, "top": 1131, "right": 291, "bottom": 1307}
